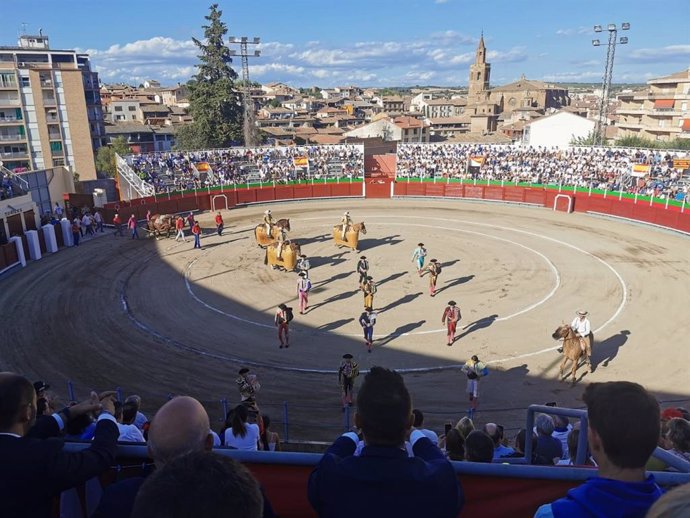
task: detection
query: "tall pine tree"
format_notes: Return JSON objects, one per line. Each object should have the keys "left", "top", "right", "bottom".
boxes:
{"left": 175, "top": 4, "right": 243, "bottom": 149}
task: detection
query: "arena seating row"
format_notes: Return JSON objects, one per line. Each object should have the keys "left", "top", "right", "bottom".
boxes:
{"left": 124, "top": 145, "right": 365, "bottom": 194}
{"left": 396, "top": 144, "right": 690, "bottom": 202}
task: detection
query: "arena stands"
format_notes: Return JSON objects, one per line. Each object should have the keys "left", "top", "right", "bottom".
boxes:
{"left": 397, "top": 144, "right": 690, "bottom": 202}
{"left": 2, "top": 372, "right": 688, "bottom": 517}
{"left": 123, "top": 145, "right": 365, "bottom": 194}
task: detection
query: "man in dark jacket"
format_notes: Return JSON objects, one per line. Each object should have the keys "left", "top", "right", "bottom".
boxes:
{"left": 308, "top": 366, "right": 463, "bottom": 518}
{"left": 0, "top": 372, "right": 118, "bottom": 518}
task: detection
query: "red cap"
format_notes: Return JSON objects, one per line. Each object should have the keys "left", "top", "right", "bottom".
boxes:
{"left": 661, "top": 408, "right": 683, "bottom": 420}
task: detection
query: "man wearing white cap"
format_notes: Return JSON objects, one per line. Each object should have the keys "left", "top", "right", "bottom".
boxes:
{"left": 571, "top": 310, "right": 592, "bottom": 366}
{"left": 340, "top": 211, "right": 352, "bottom": 241}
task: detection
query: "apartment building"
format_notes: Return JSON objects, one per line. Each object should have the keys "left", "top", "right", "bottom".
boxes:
{"left": 0, "top": 33, "right": 103, "bottom": 180}
{"left": 617, "top": 68, "right": 690, "bottom": 142}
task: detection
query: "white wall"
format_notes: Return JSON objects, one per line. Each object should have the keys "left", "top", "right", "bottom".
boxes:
{"left": 526, "top": 111, "right": 595, "bottom": 149}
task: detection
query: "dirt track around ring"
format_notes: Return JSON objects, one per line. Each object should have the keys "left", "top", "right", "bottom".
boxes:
{"left": 2, "top": 198, "right": 689, "bottom": 440}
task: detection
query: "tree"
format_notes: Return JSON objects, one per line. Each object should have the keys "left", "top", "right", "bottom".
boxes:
{"left": 175, "top": 4, "right": 243, "bottom": 150}
{"left": 570, "top": 131, "right": 598, "bottom": 147}
{"left": 95, "top": 136, "right": 131, "bottom": 178}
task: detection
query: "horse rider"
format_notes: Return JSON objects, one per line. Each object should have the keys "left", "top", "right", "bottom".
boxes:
{"left": 571, "top": 310, "right": 592, "bottom": 366}
{"left": 263, "top": 210, "right": 274, "bottom": 238}
{"left": 276, "top": 225, "right": 288, "bottom": 260}
{"left": 340, "top": 211, "right": 352, "bottom": 240}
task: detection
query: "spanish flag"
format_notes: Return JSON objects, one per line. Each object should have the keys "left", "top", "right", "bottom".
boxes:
{"left": 630, "top": 164, "right": 650, "bottom": 177}
{"left": 294, "top": 156, "right": 309, "bottom": 167}
{"left": 470, "top": 156, "right": 485, "bottom": 168}
{"left": 195, "top": 162, "right": 211, "bottom": 172}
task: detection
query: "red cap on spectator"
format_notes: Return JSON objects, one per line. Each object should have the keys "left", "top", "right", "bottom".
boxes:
{"left": 661, "top": 408, "right": 683, "bottom": 420}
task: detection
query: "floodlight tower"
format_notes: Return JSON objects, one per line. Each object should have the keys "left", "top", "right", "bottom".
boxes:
{"left": 591, "top": 22, "right": 630, "bottom": 146}
{"left": 229, "top": 36, "right": 261, "bottom": 147}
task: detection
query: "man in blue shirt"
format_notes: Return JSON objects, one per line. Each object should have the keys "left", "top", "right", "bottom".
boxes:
{"left": 534, "top": 381, "right": 663, "bottom": 518}
{"left": 308, "top": 367, "right": 463, "bottom": 518}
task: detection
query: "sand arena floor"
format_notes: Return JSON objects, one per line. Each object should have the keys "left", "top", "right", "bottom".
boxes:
{"left": 2, "top": 198, "right": 689, "bottom": 439}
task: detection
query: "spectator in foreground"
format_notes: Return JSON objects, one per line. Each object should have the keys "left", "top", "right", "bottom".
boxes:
{"left": 666, "top": 418, "right": 690, "bottom": 464}
{"left": 131, "top": 451, "right": 264, "bottom": 518}
{"left": 115, "top": 401, "right": 145, "bottom": 443}
{"left": 124, "top": 395, "right": 148, "bottom": 431}
{"left": 464, "top": 430, "right": 494, "bottom": 463}
{"left": 444, "top": 428, "right": 465, "bottom": 461}
{"left": 224, "top": 404, "right": 260, "bottom": 451}
{"left": 412, "top": 408, "right": 439, "bottom": 445}
{"left": 506, "top": 429, "right": 552, "bottom": 465}
{"left": 484, "top": 422, "right": 514, "bottom": 459}
{"left": 93, "top": 396, "right": 219, "bottom": 518}
{"left": 534, "top": 381, "right": 663, "bottom": 518}
{"left": 260, "top": 415, "right": 281, "bottom": 452}
{"left": 645, "top": 482, "right": 690, "bottom": 518}
{"left": 308, "top": 366, "right": 463, "bottom": 518}
{"left": 535, "top": 414, "right": 563, "bottom": 465}
{"left": 555, "top": 429, "right": 596, "bottom": 467}
{"left": 0, "top": 372, "right": 118, "bottom": 518}
{"left": 551, "top": 414, "right": 572, "bottom": 460}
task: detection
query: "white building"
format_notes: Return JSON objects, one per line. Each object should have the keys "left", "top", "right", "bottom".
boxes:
{"left": 522, "top": 110, "right": 595, "bottom": 149}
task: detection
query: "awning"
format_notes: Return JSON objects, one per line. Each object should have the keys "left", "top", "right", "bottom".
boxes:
{"left": 654, "top": 99, "right": 674, "bottom": 109}
{"left": 682, "top": 119, "right": 690, "bottom": 131}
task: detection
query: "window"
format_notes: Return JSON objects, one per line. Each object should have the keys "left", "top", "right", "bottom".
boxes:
{"left": 128, "top": 106, "right": 136, "bottom": 111}
{"left": 682, "top": 102, "right": 688, "bottom": 111}
{"left": 114, "top": 106, "right": 123, "bottom": 112}
{"left": 21, "top": 76, "right": 30, "bottom": 87}
{"left": 50, "top": 141, "right": 63, "bottom": 153}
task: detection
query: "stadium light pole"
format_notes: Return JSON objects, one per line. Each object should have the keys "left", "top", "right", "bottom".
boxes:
{"left": 228, "top": 36, "right": 261, "bottom": 147}
{"left": 591, "top": 22, "right": 629, "bottom": 146}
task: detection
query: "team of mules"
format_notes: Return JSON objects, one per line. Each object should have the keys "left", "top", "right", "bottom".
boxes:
{"left": 254, "top": 219, "right": 291, "bottom": 248}
{"left": 332, "top": 222, "right": 367, "bottom": 252}
{"left": 552, "top": 324, "right": 594, "bottom": 385}
{"left": 146, "top": 214, "right": 175, "bottom": 239}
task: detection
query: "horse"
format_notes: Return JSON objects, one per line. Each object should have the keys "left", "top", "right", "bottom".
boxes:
{"left": 254, "top": 218, "right": 291, "bottom": 248}
{"left": 264, "top": 240, "right": 301, "bottom": 271}
{"left": 147, "top": 214, "right": 174, "bottom": 239}
{"left": 332, "top": 222, "right": 367, "bottom": 252}
{"left": 552, "top": 324, "right": 589, "bottom": 384}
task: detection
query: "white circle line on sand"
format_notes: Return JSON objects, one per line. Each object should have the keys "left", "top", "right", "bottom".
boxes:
{"left": 358, "top": 215, "right": 628, "bottom": 337}
{"left": 184, "top": 220, "right": 561, "bottom": 337}
{"left": 128, "top": 210, "right": 628, "bottom": 373}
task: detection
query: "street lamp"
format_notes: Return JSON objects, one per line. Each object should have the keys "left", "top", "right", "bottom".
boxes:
{"left": 591, "top": 22, "right": 630, "bottom": 146}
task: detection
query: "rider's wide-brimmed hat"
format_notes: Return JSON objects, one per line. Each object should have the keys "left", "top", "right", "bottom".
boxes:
{"left": 577, "top": 310, "right": 588, "bottom": 316}
{"left": 448, "top": 300, "right": 456, "bottom": 306}
{"left": 343, "top": 353, "right": 353, "bottom": 359}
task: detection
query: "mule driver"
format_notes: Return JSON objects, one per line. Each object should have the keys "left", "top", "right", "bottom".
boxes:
{"left": 571, "top": 310, "right": 592, "bottom": 366}
{"left": 263, "top": 209, "right": 274, "bottom": 238}
{"left": 340, "top": 211, "right": 352, "bottom": 240}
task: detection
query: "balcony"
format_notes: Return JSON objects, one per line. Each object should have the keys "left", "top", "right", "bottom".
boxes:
{"left": 40, "top": 80, "right": 54, "bottom": 88}
{"left": 0, "top": 80, "right": 18, "bottom": 90}
{"left": 42, "top": 96, "right": 57, "bottom": 107}
{"left": 0, "top": 98, "right": 20, "bottom": 107}
{"left": 0, "top": 133, "right": 26, "bottom": 142}
{"left": 0, "top": 150, "right": 29, "bottom": 159}
{"left": 0, "top": 117, "right": 23, "bottom": 125}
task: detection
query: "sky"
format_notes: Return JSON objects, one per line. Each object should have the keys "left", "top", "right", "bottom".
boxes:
{"left": 2, "top": 0, "right": 688, "bottom": 88}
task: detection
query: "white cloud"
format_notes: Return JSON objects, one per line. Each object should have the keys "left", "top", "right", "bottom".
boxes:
{"left": 435, "top": 0, "right": 450, "bottom": 3}
{"left": 556, "top": 27, "right": 591, "bottom": 37}
{"left": 627, "top": 45, "right": 690, "bottom": 63}
{"left": 542, "top": 71, "right": 601, "bottom": 82}
{"left": 82, "top": 31, "right": 527, "bottom": 87}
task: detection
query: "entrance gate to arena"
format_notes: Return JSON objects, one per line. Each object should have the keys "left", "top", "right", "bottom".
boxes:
{"left": 211, "top": 195, "right": 229, "bottom": 212}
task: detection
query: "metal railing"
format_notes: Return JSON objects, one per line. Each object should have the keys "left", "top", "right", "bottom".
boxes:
{"left": 115, "top": 153, "right": 155, "bottom": 200}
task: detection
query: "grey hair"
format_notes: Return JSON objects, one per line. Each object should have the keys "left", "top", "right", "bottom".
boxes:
{"left": 535, "top": 414, "right": 555, "bottom": 436}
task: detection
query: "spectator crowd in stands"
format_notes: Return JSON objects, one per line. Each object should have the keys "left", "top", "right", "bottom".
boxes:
{"left": 123, "top": 145, "right": 365, "bottom": 194}
{"left": 1, "top": 369, "right": 689, "bottom": 518}
{"left": 397, "top": 144, "right": 690, "bottom": 202}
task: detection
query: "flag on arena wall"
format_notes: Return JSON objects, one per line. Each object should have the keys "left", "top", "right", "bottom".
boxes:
{"left": 630, "top": 164, "right": 650, "bottom": 177}
{"left": 470, "top": 156, "right": 485, "bottom": 168}
{"left": 294, "top": 156, "right": 308, "bottom": 167}
{"left": 195, "top": 162, "right": 211, "bottom": 172}
{"left": 672, "top": 158, "right": 690, "bottom": 171}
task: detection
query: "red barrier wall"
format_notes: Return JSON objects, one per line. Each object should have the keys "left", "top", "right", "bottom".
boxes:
{"left": 102, "top": 183, "right": 690, "bottom": 237}
{"left": 242, "top": 463, "right": 580, "bottom": 518}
